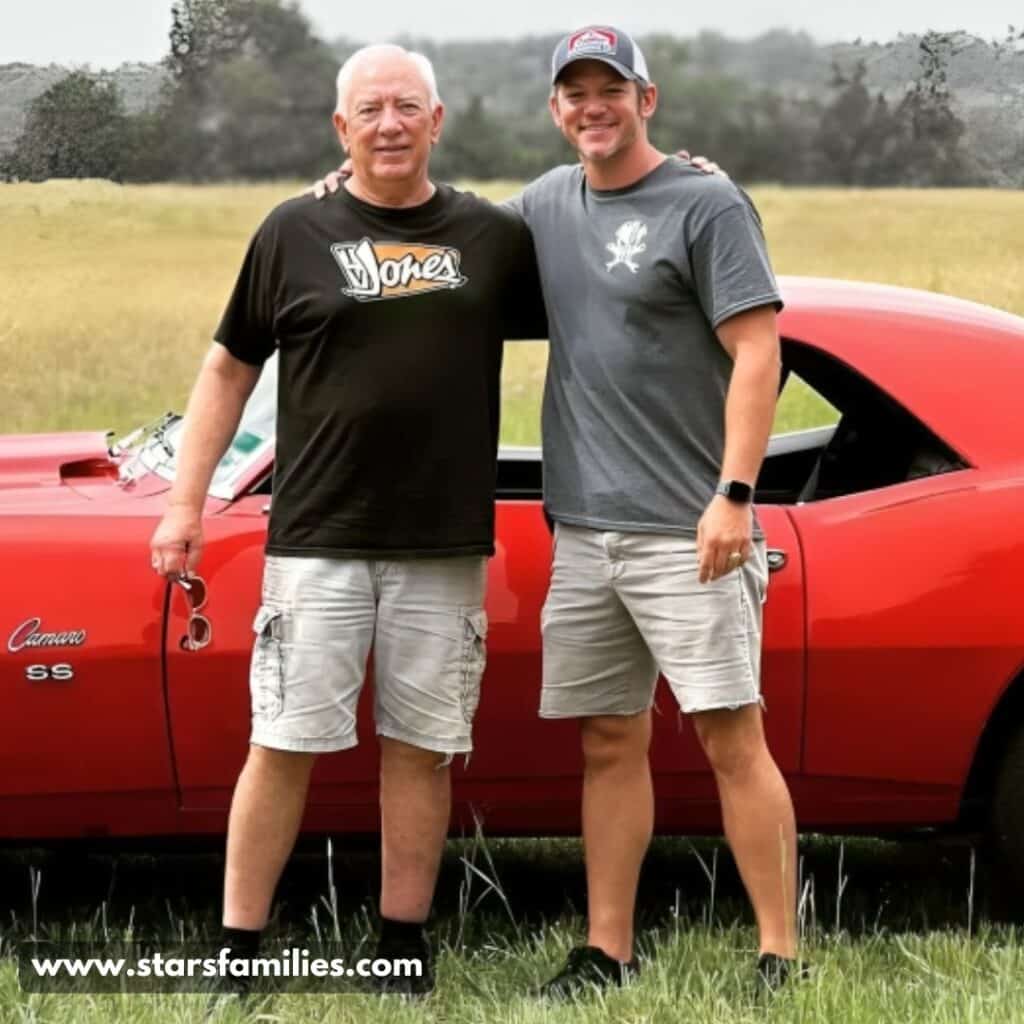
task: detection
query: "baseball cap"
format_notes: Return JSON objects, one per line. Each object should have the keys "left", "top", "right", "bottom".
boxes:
{"left": 550, "top": 26, "right": 650, "bottom": 86}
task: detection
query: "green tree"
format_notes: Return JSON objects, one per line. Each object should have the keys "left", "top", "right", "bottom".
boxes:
{"left": 159, "top": 0, "right": 340, "bottom": 181}
{"left": 434, "top": 95, "right": 509, "bottom": 180}
{"left": 7, "top": 72, "right": 128, "bottom": 181}
{"left": 815, "top": 61, "right": 903, "bottom": 185}
{"left": 887, "top": 31, "right": 971, "bottom": 184}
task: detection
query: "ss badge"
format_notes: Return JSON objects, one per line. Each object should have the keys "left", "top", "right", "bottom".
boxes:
{"left": 26, "top": 664, "right": 74, "bottom": 682}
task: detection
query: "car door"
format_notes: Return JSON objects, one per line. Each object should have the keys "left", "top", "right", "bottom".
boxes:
{"left": 456, "top": 481, "right": 806, "bottom": 834}
{"left": 165, "top": 495, "right": 382, "bottom": 815}
{"left": 647, "top": 505, "right": 806, "bottom": 829}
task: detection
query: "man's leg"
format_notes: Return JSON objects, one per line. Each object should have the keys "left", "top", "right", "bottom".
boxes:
{"left": 371, "top": 556, "right": 489, "bottom": 994}
{"left": 226, "top": 555, "right": 375, "bottom": 933}
{"left": 615, "top": 534, "right": 801, "bottom": 975}
{"left": 580, "top": 710, "right": 653, "bottom": 961}
{"left": 223, "top": 745, "right": 317, "bottom": 929}
{"left": 537, "top": 525, "right": 656, "bottom": 994}
{"left": 692, "top": 705, "right": 797, "bottom": 957}
{"left": 379, "top": 737, "right": 451, "bottom": 922}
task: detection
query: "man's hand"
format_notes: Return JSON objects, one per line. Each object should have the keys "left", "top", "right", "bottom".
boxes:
{"left": 150, "top": 504, "right": 204, "bottom": 578}
{"left": 696, "top": 495, "right": 753, "bottom": 583}
{"left": 677, "top": 150, "right": 727, "bottom": 178}
{"left": 311, "top": 159, "right": 352, "bottom": 199}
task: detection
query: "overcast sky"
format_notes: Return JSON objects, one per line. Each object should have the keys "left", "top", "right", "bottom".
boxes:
{"left": 1, "top": 0, "right": 1020, "bottom": 68}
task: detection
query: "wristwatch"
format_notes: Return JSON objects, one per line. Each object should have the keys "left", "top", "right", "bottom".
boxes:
{"left": 715, "top": 479, "right": 754, "bottom": 504}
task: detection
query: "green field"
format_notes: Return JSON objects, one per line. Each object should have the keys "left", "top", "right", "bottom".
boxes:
{"left": 1, "top": 835, "right": 1021, "bottom": 1022}
{"left": 3, "top": 181, "right": 1023, "bottom": 441}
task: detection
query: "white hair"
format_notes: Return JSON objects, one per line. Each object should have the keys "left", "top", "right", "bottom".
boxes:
{"left": 335, "top": 44, "right": 441, "bottom": 115}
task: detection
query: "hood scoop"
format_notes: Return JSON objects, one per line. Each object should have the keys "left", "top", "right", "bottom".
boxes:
{"left": 0, "top": 431, "right": 114, "bottom": 488}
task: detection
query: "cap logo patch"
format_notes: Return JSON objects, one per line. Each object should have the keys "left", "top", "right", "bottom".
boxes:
{"left": 331, "top": 239, "right": 468, "bottom": 302}
{"left": 568, "top": 28, "right": 618, "bottom": 57}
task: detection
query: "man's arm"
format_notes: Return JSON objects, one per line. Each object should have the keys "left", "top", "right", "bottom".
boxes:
{"left": 149, "top": 344, "right": 261, "bottom": 577}
{"left": 696, "top": 306, "right": 780, "bottom": 583}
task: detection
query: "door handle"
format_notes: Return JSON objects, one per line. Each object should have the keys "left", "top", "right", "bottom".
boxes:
{"left": 767, "top": 549, "right": 787, "bottom": 572}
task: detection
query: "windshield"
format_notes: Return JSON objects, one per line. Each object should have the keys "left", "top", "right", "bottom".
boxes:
{"left": 137, "top": 354, "right": 278, "bottom": 499}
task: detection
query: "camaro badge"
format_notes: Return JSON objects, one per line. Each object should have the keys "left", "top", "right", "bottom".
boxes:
{"left": 8, "top": 618, "right": 87, "bottom": 653}
{"left": 331, "top": 239, "right": 468, "bottom": 302}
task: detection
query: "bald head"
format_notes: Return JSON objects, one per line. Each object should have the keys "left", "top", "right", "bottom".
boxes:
{"left": 335, "top": 44, "right": 440, "bottom": 116}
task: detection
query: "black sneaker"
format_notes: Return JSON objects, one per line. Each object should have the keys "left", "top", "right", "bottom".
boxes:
{"left": 201, "top": 971, "right": 254, "bottom": 1018}
{"left": 755, "top": 952, "right": 810, "bottom": 995}
{"left": 368, "top": 938, "right": 435, "bottom": 997}
{"left": 537, "top": 945, "right": 639, "bottom": 999}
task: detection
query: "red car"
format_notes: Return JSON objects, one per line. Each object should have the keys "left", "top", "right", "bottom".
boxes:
{"left": 2, "top": 276, "right": 1023, "bottom": 894}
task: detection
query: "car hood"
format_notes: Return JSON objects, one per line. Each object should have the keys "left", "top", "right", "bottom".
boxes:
{"left": 0, "top": 431, "right": 115, "bottom": 489}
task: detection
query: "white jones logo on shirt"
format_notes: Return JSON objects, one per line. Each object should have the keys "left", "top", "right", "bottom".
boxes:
{"left": 331, "top": 239, "right": 468, "bottom": 302}
{"left": 605, "top": 220, "right": 647, "bottom": 274}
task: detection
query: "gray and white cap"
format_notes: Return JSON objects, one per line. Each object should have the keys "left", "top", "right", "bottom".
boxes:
{"left": 550, "top": 25, "right": 650, "bottom": 85}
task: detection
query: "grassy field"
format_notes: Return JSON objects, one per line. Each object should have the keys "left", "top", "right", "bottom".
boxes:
{"left": 1, "top": 835, "right": 1021, "bottom": 1022}
{"left": 3, "top": 181, "right": 1023, "bottom": 442}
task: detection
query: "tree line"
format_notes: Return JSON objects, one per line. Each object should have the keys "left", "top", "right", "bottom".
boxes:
{"left": 1, "top": 0, "right": 1017, "bottom": 186}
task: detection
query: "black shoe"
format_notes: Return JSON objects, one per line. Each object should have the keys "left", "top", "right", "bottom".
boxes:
{"left": 755, "top": 952, "right": 810, "bottom": 995}
{"left": 536, "top": 945, "right": 639, "bottom": 999}
{"left": 367, "top": 937, "right": 435, "bottom": 997}
{"left": 201, "top": 973, "right": 254, "bottom": 1018}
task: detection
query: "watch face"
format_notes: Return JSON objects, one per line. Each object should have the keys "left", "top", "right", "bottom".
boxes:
{"left": 719, "top": 480, "right": 753, "bottom": 502}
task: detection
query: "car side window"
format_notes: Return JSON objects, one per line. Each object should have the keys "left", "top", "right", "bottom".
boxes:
{"left": 757, "top": 340, "right": 967, "bottom": 505}
{"left": 772, "top": 372, "right": 840, "bottom": 435}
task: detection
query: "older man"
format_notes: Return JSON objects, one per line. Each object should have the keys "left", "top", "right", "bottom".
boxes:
{"left": 150, "top": 43, "right": 544, "bottom": 993}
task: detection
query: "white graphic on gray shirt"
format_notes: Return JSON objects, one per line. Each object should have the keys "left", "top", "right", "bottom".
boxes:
{"left": 605, "top": 220, "right": 647, "bottom": 273}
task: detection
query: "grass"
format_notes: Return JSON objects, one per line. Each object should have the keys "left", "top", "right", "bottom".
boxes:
{"left": 1, "top": 836, "right": 1022, "bottom": 1021}
{"left": 3, "top": 181, "right": 1023, "bottom": 441}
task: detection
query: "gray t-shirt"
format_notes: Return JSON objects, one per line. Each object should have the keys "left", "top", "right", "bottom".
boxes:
{"left": 509, "top": 157, "right": 782, "bottom": 537}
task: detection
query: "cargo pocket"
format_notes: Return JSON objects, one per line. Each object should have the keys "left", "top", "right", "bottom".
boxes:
{"left": 459, "top": 610, "right": 488, "bottom": 725}
{"left": 251, "top": 605, "right": 285, "bottom": 721}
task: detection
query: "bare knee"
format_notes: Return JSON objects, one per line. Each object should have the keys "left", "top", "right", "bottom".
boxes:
{"left": 244, "top": 744, "right": 317, "bottom": 784}
{"left": 581, "top": 712, "right": 651, "bottom": 772}
{"left": 380, "top": 736, "right": 451, "bottom": 774}
{"left": 692, "top": 706, "right": 767, "bottom": 780}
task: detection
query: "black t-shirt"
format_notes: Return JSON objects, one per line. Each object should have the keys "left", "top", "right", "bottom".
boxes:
{"left": 215, "top": 184, "right": 547, "bottom": 558}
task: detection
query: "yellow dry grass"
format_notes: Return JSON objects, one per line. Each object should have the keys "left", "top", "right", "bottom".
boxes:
{"left": 1, "top": 179, "right": 1022, "bottom": 440}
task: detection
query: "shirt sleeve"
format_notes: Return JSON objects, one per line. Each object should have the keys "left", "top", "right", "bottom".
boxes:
{"left": 500, "top": 192, "right": 526, "bottom": 219}
{"left": 689, "top": 200, "right": 784, "bottom": 330}
{"left": 213, "top": 219, "right": 279, "bottom": 366}
{"left": 501, "top": 215, "right": 549, "bottom": 341}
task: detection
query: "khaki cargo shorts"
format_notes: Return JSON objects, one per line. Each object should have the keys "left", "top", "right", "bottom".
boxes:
{"left": 249, "top": 554, "right": 488, "bottom": 755}
{"left": 541, "top": 524, "right": 768, "bottom": 717}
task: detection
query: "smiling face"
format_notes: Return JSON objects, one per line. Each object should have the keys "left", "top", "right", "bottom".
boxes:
{"left": 549, "top": 59, "right": 657, "bottom": 166}
{"left": 333, "top": 52, "right": 443, "bottom": 194}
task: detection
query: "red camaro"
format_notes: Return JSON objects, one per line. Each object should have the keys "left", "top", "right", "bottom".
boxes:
{"left": 3, "top": 277, "right": 1023, "bottom": 895}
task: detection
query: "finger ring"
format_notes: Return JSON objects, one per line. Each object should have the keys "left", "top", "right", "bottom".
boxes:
{"left": 728, "top": 551, "right": 743, "bottom": 563}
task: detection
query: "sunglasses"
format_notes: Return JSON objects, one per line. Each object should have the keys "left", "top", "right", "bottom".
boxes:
{"left": 172, "top": 574, "right": 212, "bottom": 652}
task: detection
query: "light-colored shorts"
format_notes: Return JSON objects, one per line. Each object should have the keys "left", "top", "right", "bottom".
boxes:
{"left": 249, "top": 554, "right": 487, "bottom": 755}
{"left": 540, "top": 524, "right": 768, "bottom": 718}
